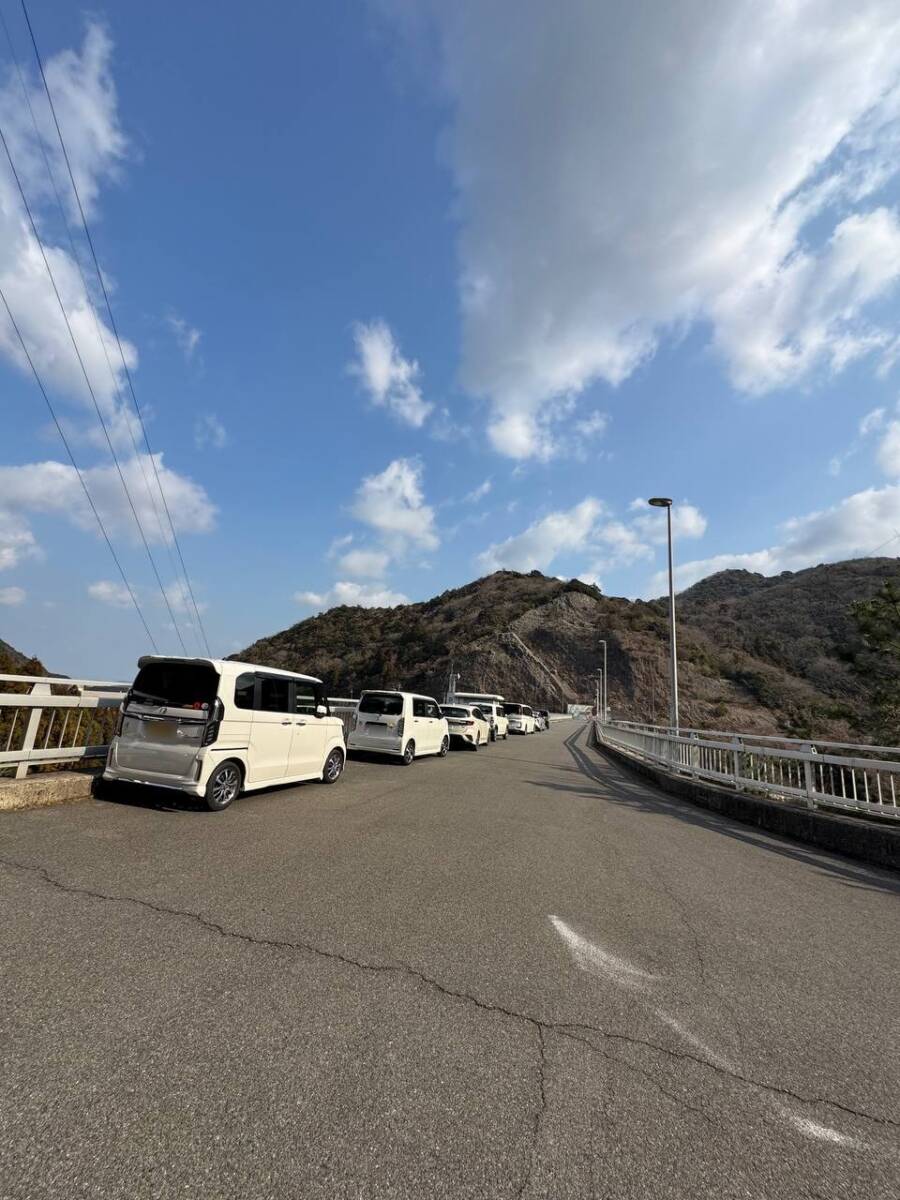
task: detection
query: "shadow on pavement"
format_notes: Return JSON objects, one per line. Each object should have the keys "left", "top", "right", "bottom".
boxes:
{"left": 562, "top": 724, "right": 900, "bottom": 899}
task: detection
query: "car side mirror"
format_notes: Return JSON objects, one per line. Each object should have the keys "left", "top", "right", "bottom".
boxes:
{"left": 315, "top": 704, "right": 328, "bottom": 717}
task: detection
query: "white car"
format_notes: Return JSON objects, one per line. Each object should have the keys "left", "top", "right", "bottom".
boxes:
{"left": 440, "top": 703, "right": 491, "bottom": 750}
{"left": 451, "top": 692, "right": 508, "bottom": 740}
{"left": 505, "top": 703, "right": 536, "bottom": 734}
{"left": 102, "top": 656, "right": 347, "bottom": 811}
{"left": 348, "top": 691, "right": 449, "bottom": 764}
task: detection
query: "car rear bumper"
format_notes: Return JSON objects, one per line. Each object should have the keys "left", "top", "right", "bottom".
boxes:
{"left": 103, "top": 742, "right": 207, "bottom": 796}
{"left": 347, "top": 735, "right": 403, "bottom": 756}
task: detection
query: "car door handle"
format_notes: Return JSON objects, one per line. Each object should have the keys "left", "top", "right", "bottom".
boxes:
{"left": 281, "top": 719, "right": 291, "bottom": 725}
{"left": 294, "top": 720, "right": 307, "bottom": 726}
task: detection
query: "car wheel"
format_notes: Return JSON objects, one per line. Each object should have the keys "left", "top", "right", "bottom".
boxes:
{"left": 402, "top": 740, "right": 416, "bottom": 765}
{"left": 438, "top": 736, "right": 450, "bottom": 757}
{"left": 321, "top": 748, "right": 344, "bottom": 784}
{"left": 205, "top": 761, "right": 242, "bottom": 812}
{"left": 470, "top": 737, "right": 479, "bottom": 751}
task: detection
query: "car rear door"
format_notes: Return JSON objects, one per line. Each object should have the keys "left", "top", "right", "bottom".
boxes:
{"left": 287, "top": 679, "right": 327, "bottom": 778}
{"left": 412, "top": 697, "right": 435, "bottom": 752}
{"left": 247, "top": 674, "right": 293, "bottom": 784}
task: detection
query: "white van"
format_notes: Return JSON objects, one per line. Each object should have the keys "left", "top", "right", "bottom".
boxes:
{"left": 451, "top": 692, "right": 508, "bottom": 741}
{"left": 102, "top": 657, "right": 346, "bottom": 811}
{"left": 347, "top": 691, "right": 449, "bottom": 764}
{"left": 504, "top": 703, "right": 536, "bottom": 734}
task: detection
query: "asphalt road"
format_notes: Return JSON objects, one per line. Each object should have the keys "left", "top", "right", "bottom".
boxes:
{"left": 1, "top": 721, "right": 898, "bottom": 1199}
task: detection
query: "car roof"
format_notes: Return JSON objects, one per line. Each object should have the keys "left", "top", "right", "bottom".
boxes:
{"left": 137, "top": 656, "right": 322, "bottom": 685}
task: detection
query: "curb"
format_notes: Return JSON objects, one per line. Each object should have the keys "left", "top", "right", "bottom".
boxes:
{"left": 589, "top": 728, "right": 900, "bottom": 873}
{"left": 0, "top": 770, "right": 99, "bottom": 813}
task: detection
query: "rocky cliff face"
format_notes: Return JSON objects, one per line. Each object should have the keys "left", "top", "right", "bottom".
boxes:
{"left": 233, "top": 560, "right": 900, "bottom": 740}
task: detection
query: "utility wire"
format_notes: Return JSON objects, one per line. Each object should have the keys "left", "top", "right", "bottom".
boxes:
{"left": 19, "top": 0, "right": 212, "bottom": 658}
{"left": 0, "top": 5, "right": 198, "bottom": 654}
{"left": 0, "top": 117, "right": 189, "bottom": 654}
{"left": 0, "top": 281, "right": 159, "bottom": 651}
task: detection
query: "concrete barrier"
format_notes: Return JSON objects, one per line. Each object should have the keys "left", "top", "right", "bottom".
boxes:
{"left": 590, "top": 727, "right": 900, "bottom": 873}
{"left": 0, "top": 770, "right": 98, "bottom": 812}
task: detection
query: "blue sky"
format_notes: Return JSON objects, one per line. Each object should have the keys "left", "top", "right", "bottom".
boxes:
{"left": 2, "top": 1, "right": 900, "bottom": 679}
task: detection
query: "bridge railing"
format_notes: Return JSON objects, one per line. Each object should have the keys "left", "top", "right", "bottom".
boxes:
{"left": 594, "top": 719, "right": 900, "bottom": 821}
{"left": 0, "top": 675, "right": 128, "bottom": 780}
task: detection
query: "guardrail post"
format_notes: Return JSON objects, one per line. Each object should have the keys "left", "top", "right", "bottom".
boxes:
{"left": 690, "top": 731, "right": 700, "bottom": 778}
{"left": 731, "top": 736, "right": 742, "bottom": 790}
{"left": 802, "top": 743, "right": 818, "bottom": 810}
{"left": 15, "top": 681, "right": 51, "bottom": 779}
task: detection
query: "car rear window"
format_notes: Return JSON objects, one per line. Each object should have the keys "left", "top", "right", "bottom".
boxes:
{"left": 129, "top": 662, "right": 218, "bottom": 710}
{"left": 442, "top": 707, "right": 469, "bottom": 718}
{"left": 505, "top": 703, "right": 523, "bottom": 714}
{"left": 359, "top": 692, "right": 403, "bottom": 715}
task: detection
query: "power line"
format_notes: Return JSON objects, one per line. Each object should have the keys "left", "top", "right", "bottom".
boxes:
{"left": 0, "top": 281, "right": 159, "bottom": 651}
{"left": 19, "top": 0, "right": 212, "bottom": 658}
{"left": 0, "top": 116, "right": 189, "bottom": 654}
{"left": 0, "top": 5, "right": 199, "bottom": 653}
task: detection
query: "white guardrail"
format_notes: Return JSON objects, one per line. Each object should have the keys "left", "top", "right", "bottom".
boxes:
{"left": 1, "top": 675, "right": 129, "bottom": 779}
{"left": 594, "top": 719, "right": 900, "bottom": 821}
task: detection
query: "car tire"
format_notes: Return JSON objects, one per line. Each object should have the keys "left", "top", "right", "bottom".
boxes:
{"left": 438, "top": 736, "right": 450, "bottom": 757}
{"left": 470, "top": 738, "right": 479, "bottom": 751}
{"left": 205, "top": 761, "right": 242, "bottom": 812}
{"left": 321, "top": 748, "right": 344, "bottom": 784}
{"left": 402, "top": 740, "right": 416, "bottom": 765}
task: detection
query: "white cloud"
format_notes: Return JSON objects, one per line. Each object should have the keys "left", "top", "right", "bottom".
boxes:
{"left": 0, "top": 24, "right": 138, "bottom": 441}
{"left": 656, "top": 484, "right": 900, "bottom": 592}
{"left": 0, "top": 454, "right": 216, "bottom": 560}
{"left": 464, "top": 478, "right": 492, "bottom": 504}
{"left": 350, "top": 320, "right": 432, "bottom": 428}
{"left": 383, "top": 1, "right": 900, "bottom": 456}
{"left": 478, "top": 497, "right": 604, "bottom": 571}
{"left": 166, "top": 313, "right": 201, "bottom": 360}
{"left": 162, "top": 580, "right": 207, "bottom": 616}
{"left": 88, "top": 579, "right": 132, "bottom": 608}
{"left": 194, "top": 413, "right": 227, "bottom": 450}
{"left": 876, "top": 419, "right": 900, "bottom": 477}
{"left": 351, "top": 458, "right": 438, "bottom": 552}
{"left": 337, "top": 548, "right": 390, "bottom": 577}
{"left": 0, "top": 509, "right": 39, "bottom": 571}
{"left": 860, "top": 407, "right": 886, "bottom": 436}
{"left": 294, "top": 580, "right": 409, "bottom": 611}
{"left": 0, "top": 585, "right": 26, "bottom": 606}
{"left": 632, "top": 502, "right": 708, "bottom": 543}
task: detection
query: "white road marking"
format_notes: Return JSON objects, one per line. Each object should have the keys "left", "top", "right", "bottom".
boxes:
{"left": 549, "top": 915, "right": 656, "bottom": 989}
{"left": 779, "top": 1111, "right": 865, "bottom": 1149}
{"left": 655, "top": 1012, "right": 734, "bottom": 1071}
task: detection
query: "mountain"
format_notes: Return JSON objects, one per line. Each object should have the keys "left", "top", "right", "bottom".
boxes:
{"left": 234, "top": 559, "right": 900, "bottom": 741}
{"left": 0, "top": 637, "right": 48, "bottom": 678}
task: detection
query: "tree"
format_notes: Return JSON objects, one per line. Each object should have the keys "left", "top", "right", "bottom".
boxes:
{"left": 852, "top": 581, "right": 900, "bottom": 742}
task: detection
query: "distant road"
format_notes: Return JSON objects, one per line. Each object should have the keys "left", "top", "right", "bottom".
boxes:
{"left": 1, "top": 723, "right": 898, "bottom": 1198}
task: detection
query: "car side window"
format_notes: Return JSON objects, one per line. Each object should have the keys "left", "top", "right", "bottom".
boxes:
{"left": 258, "top": 676, "right": 290, "bottom": 713}
{"left": 234, "top": 673, "right": 255, "bottom": 710}
{"left": 413, "top": 698, "right": 429, "bottom": 718}
{"left": 426, "top": 701, "right": 440, "bottom": 719}
{"left": 472, "top": 707, "right": 484, "bottom": 720}
{"left": 294, "top": 681, "right": 317, "bottom": 715}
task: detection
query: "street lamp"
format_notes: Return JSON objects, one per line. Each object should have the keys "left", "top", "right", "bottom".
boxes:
{"left": 649, "top": 497, "right": 679, "bottom": 731}
{"left": 598, "top": 639, "right": 608, "bottom": 722}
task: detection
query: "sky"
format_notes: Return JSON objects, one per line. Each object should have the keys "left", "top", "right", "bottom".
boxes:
{"left": 1, "top": 0, "right": 900, "bottom": 679}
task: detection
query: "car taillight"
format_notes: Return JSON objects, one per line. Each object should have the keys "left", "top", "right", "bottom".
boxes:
{"left": 115, "top": 705, "right": 125, "bottom": 736}
{"left": 464, "top": 719, "right": 474, "bottom": 725}
{"left": 397, "top": 717, "right": 404, "bottom": 738}
{"left": 202, "top": 698, "right": 224, "bottom": 746}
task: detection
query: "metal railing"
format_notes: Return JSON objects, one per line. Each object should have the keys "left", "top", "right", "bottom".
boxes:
{"left": 1, "top": 675, "right": 128, "bottom": 779}
{"left": 594, "top": 719, "right": 900, "bottom": 821}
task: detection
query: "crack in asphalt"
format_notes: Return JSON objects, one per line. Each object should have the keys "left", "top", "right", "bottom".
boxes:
{"left": 2, "top": 851, "right": 897, "bottom": 1137}
{"left": 515, "top": 1025, "right": 547, "bottom": 1200}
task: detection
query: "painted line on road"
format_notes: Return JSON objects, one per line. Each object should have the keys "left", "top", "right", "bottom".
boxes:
{"left": 549, "top": 914, "right": 657, "bottom": 990}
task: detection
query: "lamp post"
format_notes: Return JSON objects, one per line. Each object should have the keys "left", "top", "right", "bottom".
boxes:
{"left": 591, "top": 669, "right": 603, "bottom": 719}
{"left": 598, "top": 638, "right": 608, "bottom": 721}
{"left": 649, "top": 497, "right": 679, "bottom": 731}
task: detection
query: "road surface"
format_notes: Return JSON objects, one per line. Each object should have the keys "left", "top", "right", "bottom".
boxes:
{"left": 1, "top": 722, "right": 898, "bottom": 1198}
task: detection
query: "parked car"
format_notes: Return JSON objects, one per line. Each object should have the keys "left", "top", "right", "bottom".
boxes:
{"left": 504, "top": 702, "right": 536, "bottom": 734}
{"left": 534, "top": 709, "right": 550, "bottom": 731}
{"left": 440, "top": 703, "right": 491, "bottom": 749}
{"left": 451, "top": 692, "right": 508, "bottom": 740}
{"left": 102, "top": 656, "right": 346, "bottom": 811}
{"left": 348, "top": 691, "right": 449, "bottom": 764}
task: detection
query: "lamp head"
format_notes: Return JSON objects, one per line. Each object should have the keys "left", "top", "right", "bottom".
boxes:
{"left": 648, "top": 497, "right": 672, "bottom": 508}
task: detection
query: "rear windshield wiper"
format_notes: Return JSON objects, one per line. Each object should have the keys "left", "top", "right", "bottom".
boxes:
{"left": 129, "top": 690, "right": 172, "bottom": 706}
